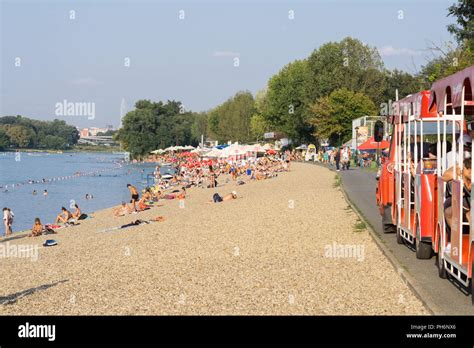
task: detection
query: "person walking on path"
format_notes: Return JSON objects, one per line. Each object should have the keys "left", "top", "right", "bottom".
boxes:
{"left": 335, "top": 148, "right": 341, "bottom": 171}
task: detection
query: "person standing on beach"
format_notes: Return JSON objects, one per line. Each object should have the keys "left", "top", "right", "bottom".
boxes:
{"left": 127, "top": 184, "right": 139, "bottom": 212}
{"left": 3, "top": 207, "right": 13, "bottom": 237}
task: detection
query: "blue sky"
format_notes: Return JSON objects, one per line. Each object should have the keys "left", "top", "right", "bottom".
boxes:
{"left": 1, "top": 0, "right": 457, "bottom": 128}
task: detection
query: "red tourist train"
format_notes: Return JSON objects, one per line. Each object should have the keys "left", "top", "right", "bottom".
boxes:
{"left": 376, "top": 65, "right": 474, "bottom": 302}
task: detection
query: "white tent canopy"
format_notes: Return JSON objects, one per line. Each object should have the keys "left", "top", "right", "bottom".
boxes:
{"left": 150, "top": 149, "right": 166, "bottom": 154}
{"left": 204, "top": 148, "right": 222, "bottom": 158}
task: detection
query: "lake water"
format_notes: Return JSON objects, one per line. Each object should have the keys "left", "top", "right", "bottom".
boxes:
{"left": 0, "top": 152, "right": 172, "bottom": 233}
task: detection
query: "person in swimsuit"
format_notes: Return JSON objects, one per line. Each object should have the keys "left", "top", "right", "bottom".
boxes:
{"left": 177, "top": 187, "right": 186, "bottom": 200}
{"left": 3, "top": 207, "right": 12, "bottom": 237}
{"left": 55, "top": 207, "right": 72, "bottom": 224}
{"left": 29, "top": 217, "right": 52, "bottom": 237}
{"left": 71, "top": 204, "right": 82, "bottom": 219}
{"left": 209, "top": 191, "right": 238, "bottom": 203}
{"left": 114, "top": 202, "right": 131, "bottom": 217}
{"left": 127, "top": 184, "right": 139, "bottom": 212}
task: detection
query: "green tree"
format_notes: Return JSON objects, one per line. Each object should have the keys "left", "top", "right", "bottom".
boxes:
{"left": 0, "top": 127, "right": 9, "bottom": 150}
{"left": 41, "top": 135, "right": 67, "bottom": 150}
{"left": 309, "top": 88, "right": 377, "bottom": 146}
{"left": 447, "top": 0, "right": 474, "bottom": 50}
{"left": 305, "top": 37, "right": 386, "bottom": 106}
{"left": 265, "top": 60, "right": 314, "bottom": 143}
{"left": 249, "top": 89, "right": 270, "bottom": 140}
{"left": 0, "top": 115, "right": 79, "bottom": 149}
{"left": 5, "top": 124, "right": 34, "bottom": 148}
{"left": 116, "top": 108, "right": 158, "bottom": 158}
{"left": 418, "top": 47, "right": 474, "bottom": 84}
{"left": 116, "top": 99, "right": 197, "bottom": 158}
{"left": 191, "top": 112, "right": 208, "bottom": 144}
{"left": 207, "top": 91, "right": 255, "bottom": 143}
{"left": 381, "top": 69, "right": 424, "bottom": 104}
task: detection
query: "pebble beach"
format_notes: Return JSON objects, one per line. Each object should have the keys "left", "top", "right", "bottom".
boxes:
{"left": 0, "top": 162, "right": 428, "bottom": 315}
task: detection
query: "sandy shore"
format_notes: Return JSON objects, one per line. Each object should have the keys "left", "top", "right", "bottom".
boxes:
{"left": 0, "top": 162, "right": 428, "bottom": 315}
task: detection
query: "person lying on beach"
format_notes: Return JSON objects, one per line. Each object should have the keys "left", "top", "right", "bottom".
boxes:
{"left": 29, "top": 217, "right": 57, "bottom": 237}
{"left": 55, "top": 207, "right": 72, "bottom": 224}
{"left": 208, "top": 191, "right": 238, "bottom": 203}
{"left": 98, "top": 216, "right": 166, "bottom": 233}
{"left": 114, "top": 202, "right": 132, "bottom": 217}
{"left": 127, "top": 184, "right": 139, "bottom": 212}
{"left": 177, "top": 187, "right": 186, "bottom": 200}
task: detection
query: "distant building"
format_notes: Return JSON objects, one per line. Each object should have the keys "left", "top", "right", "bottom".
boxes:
{"left": 79, "top": 126, "right": 115, "bottom": 138}
{"left": 80, "top": 128, "right": 90, "bottom": 137}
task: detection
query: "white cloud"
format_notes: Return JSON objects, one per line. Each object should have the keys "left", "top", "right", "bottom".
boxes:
{"left": 213, "top": 50, "right": 240, "bottom": 57}
{"left": 71, "top": 77, "right": 103, "bottom": 86}
{"left": 378, "top": 45, "right": 422, "bottom": 57}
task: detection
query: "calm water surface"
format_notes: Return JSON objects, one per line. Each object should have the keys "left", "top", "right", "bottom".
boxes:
{"left": 0, "top": 152, "right": 172, "bottom": 233}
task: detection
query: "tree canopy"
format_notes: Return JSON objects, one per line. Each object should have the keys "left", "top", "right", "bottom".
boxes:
{"left": 309, "top": 88, "right": 377, "bottom": 146}
{"left": 207, "top": 91, "right": 255, "bottom": 143}
{"left": 305, "top": 37, "right": 386, "bottom": 106}
{"left": 116, "top": 100, "right": 199, "bottom": 158}
{"left": 0, "top": 116, "right": 79, "bottom": 150}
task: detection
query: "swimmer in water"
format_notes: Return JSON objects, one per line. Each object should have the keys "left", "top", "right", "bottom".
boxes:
{"left": 43, "top": 190, "right": 48, "bottom": 196}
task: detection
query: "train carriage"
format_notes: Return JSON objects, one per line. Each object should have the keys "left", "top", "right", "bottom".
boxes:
{"left": 430, "top": 66, "right": 474, "bottom": 300}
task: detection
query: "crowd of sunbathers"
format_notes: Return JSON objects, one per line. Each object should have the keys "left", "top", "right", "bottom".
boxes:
{"left": 112, "top": 153, "right": 291, "bottom": 216}
{"left": 22, "top": 153, "right": 291, "bottom": 237}
{"left": 27, "top": 204, "right": 88, "bottom": 237}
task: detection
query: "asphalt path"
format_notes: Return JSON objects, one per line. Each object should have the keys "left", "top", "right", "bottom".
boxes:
{"left": 311, "top": 162, "right": 474, "bottom": 315}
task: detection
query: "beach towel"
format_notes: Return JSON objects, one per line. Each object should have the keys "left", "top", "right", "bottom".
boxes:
{"left": 43, "top": 239, "right": 58, "bottom": 247}
{"left": 45, "top": 224, "right": 62, "bottom": 229}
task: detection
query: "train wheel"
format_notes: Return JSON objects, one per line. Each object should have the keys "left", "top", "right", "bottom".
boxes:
{"left": 436, "top": 252, "right": 447, "bottom": 279}
{"left": 415, "top": 225, "right": 432, "bottom": 259}
{"left": 396, "top": 227, "right": 404, "bottom": 245}
{"left": 382, "top": 205, "right": 395, "bottom": 233}
{"left": 416, "top": 239, "right": 432, "bottom": 259}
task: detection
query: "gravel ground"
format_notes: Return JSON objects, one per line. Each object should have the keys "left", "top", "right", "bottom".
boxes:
{"left": 0, "top": 162, "right": 428, "bottom": 315}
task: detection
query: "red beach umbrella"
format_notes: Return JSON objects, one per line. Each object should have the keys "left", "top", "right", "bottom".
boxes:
{"left": 358, "top": 136, "right": 390, "bottom": 151}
